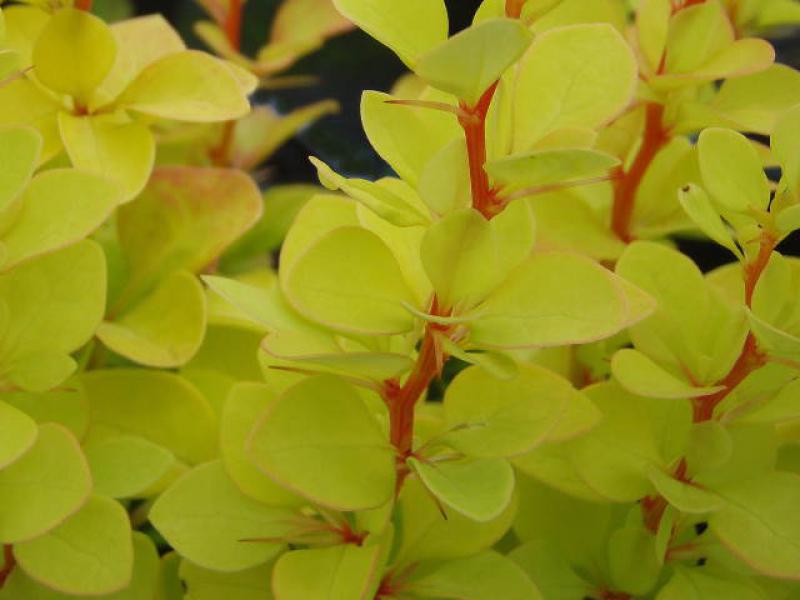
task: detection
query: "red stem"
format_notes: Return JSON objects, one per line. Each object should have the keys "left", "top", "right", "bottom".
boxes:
{"left": 0, "top": 546, "right": 15, "bottom": 588}
{"left": 505, "top": 0, "right": 526, "bottom": 18}
{"left": 225, "top": 0, "right": 244, "bottom": 51}
{"left": 75, "top": 0, "right": 93, "bottom": 10}
{"left": 459, "top": 82, "right": 500, "bottom": 219}
{"left": 611, "top": 103, "right": 670, "bottom": 242}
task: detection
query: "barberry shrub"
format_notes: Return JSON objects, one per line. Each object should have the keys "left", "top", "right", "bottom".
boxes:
{"left": 1, "top": 0, "right": 800, "bottom": 598}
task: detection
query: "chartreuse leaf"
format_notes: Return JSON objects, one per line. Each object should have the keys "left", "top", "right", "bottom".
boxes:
{"left": 443, "top": 364, "right": 583, "bottom": 458}
{"left": 0, "top": 126, "right": 40, "bottom": 214}
{"left": 1, "top": 531, "right": 158, "bottom": 600}
{"left": 179, "top": 560, "right": 274, "bottom": 600}
{"left": 221, "top": 383, "right": 304, "bottom": 507}
{"left": 0, "top": 400, "right": 37, "bottom": 469}
{"left": 32, "top": 8, "right": 116, "bottom": 105}
{"left": 282, "top": 227, "right": 418, "bottom": 335}
{"left": 0, "top": 78, "right": 62, "bottom": 163}
{"left": 0, "top": 241, "right": 106, "bottom": 392}
{"left": 772, "top": 103, "right": 800, "bottom": 198}
{"left": 1, "top": 169, "right": 118, "bottom": 271}
{"left": 118, "top": 50, "right": 251, "bottom": 122}
{"left": 249, "top": 375, "right": 395, "bottom": 511}
{"left": 395, "top": 477, "right": 517, "bottom": 564}
{"left": 361, "top": 91, "right": 461, "bottom": 187}
{"left": 513, "top": 24, "right": 636, "bottom": 150}
{"left": 710, "top": 472, "right": 800, "bottom": 578}
{"left": 408, "top": 457, "right": 514, "bottom": 522}
{"left": 310, "top": 157, "right": 428, "bottom": 227}
{"left": 97, "top": 270, "right": 207, "bottom": 368}
{"left": 2, "top": 384, "right": 89, "bottom": 440}
{"left": 679, "top": 184, "right": 742, "bottom": 258}
{"left": 272, "top": 544, "right": 384, "bottom": 600}
{"left": 664, "top": 2, "right": 734, "bottom": 74}
{"left": 14, "top": 495, "right": 133, "bottom": 596}
{"left": 84, "top": 435, "right": 176, "bottom": 499}
{"left": 697, "top": 128, "right": 771, "bottom": 213}
{"left": 0, "top": 424, "right": 90, "bottom": 543}
{"left": 262, "top": 330, "right": 414, "bottom": 381}
{"left": 331, "top": 0, "right": 448, "bottom": 67}
{"left": 510, "top": 540, "right": 593, "bottom": 600}
{"left": 658, "top": 566, "right": 767, "bottom": 600}
{"left": 150, "top": 461, "right": 294, "bottom": 572}
{"left": 419, "top": 139, "right": 471, "bottom": 215}
{"left": 466, "top": 252, "right": 654, "bottom": 349}
{"left": 58, "top": 113, "right": 156, "bottom": 203}
{"left": 415, "top": 19, "right": 532, "bottom": 106}
{"left": 117, "top": 166, "right": 262, "bottom": 294}
{"left": 421, "top": 208, "right": 497, "bottom": 310}
{"left": 485, "top": 148, "right": 619, "bottom": 194}
{"left": 647, "top": 466, "right": 722, "bottom": 513}
{"left": 81, "top": 370, "right": 216, "bottom": 464}
{"left": 608, "top": 524, "right": 661, "bottom": 596}
{"left": 636, "top": 0, "right": 670, "bottom": 73}
{"left": 569, "top": 382, "right": 661, "bottom": 501}
{"left": 408, "top": 551, "right": 542, "bottom": 600}
{"left": 611, "top": 348, "right": 724, "bottom": 399}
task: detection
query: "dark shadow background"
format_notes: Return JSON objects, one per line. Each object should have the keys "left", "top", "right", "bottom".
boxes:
{"left": 133, "top": 0, "right": 800, "bottom": 270}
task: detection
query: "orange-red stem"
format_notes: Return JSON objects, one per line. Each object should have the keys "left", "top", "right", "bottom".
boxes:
{"left": 611, "top": 103, "right": 669, "bottom": 242}
{"left": 225, "top": 0, "right": 244, "bottom": 51}
{"left": 0, "top": 546, "right": 15, "bottom": 588}
{"left": 506, "top": 0, "right": 526, "bottom": 18}
{"left": 459, "top": 82, "right": 500, "bottom": 219}
{"left": 75, "top": 0, "right": 93, "bottom": 10}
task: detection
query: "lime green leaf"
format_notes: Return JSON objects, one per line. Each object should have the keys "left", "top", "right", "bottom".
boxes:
{"left": 5, "top": 352, "right": 76, "bottom": 395}
{"left": 648, "top": 467, "right": 722, "bottom": 513}
{"left": 664, "top": 2, "right": 732, "bottom": 74}
{"left": 32, "top": 8, "right": 116, "bottom": 104}
{"left": 2, "top": 384, "right": 89, "bottom": 440}
{"left": 421, "top": 208, "right": 497, "bottom": 309}
{"left": 98, "top": 270, "right": 207, "bottom": 368}
{"left": 636, "top": 0, "right": 671, "bottom": 72}
{"left": 14, "top": 495, "right": 133, "bottom": 596}
{"left": 282, "top": 226, "right": 418, "bottom": 335}
{"left": 85, "top": 435, "right": 176, "bottom": 499}
{"left": 221, "top": 383, "right": 304, "bottom": 507}
{"left": 82, "top": 370, "right": 216, "bottom": 464}
{"left": 710, "top": 472, "right": 800, "bottom": 578}
{"left": 679, "top": 183, "right": 742, "bottom": 258}
{"left": 0, "top": 424, "right": 90, "bottom": 543}
{"left": 409, "top": 551, "right": 541, "bottom": 600}
{"left": 408, "top": 457, "right": 514, "bottom": 522}
{"left": 2, "top": 169, "right": 117, "bottom": 271}
{"left": 0, "top": 125, "right": 40, "bottom": 213}
{"left": 272, "top": 544, "right": 383, "bottom": 600}
{"left": 415, "top": 18, "right": 532, "bottom": 106}
{"left": 711, "top": 64, "right": 800, "bottom": 135}
{"left": 485, "top": 148, "right": 619, "bottom": 194}
{"left": 697, "top": 128, "right": 770, "bottom": 213}
{"left": 510, "top": 540, "right": 593, "bottom": 600}
{"left": 331, "top": 0, "right": 448, "bottom": 67}
{"left": 119, "top": 50, "right": 250, "bottom": 122}
{"left": 0, "top": 400, "right": 37, "bottom": 469}
{"left": 94, "top": 14, "right": 186, "bottom": 105}
{"left": 443, "top": 364, "right": 582, "bottom": 458}
{"left": 608, "top": 525, "right": 661, "bottom": 596}
{"left": 117, "top": 166, "right": 262, "bottom": 294}
{"left": 569, "top": 382, "right": 661, "bottom": 501}
{"left": 419, "top": 139, "right": 471, "bottom": 215}
{"left": 611, "top": 348, "right": 724, "bottom": 399}
{"left": 513, "top": 24, "right": 636, "bottom": 150}
{"left": 262, "top": 330, "right": 414, "bottom": 381}
{"left": 772, "top": 103, "right": 800, "bottom": 198}
{"left": 395, "top": 477, "right": 517, "bottom": 564}
{"left": 0, "top": 79, "right": 61, "bottom": 163}
{"left": 658, "top": 566, "right": 767, "bottom": 600}
{"left": 467, "top": 252, "right": 654, "bottom": 348}
{"left": 361, "top": 91, "right": 461, "bottom": 187}
{"left": 58, "top": 112, "right": 156, "bottom": 203}
{"left": 0, "top": 241, "right": 106, "bottom": 392}
{"left": 249, "top": 375, "right": 395, "bottom": 511}
{"left": 150, "top": 461, "right": 292, "bottom": 572}
{"left": 179, "top": 560, "right": 274, "bottom": 600}
{"left": 310, "top": 157, "right": 429, "bottom": 227}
